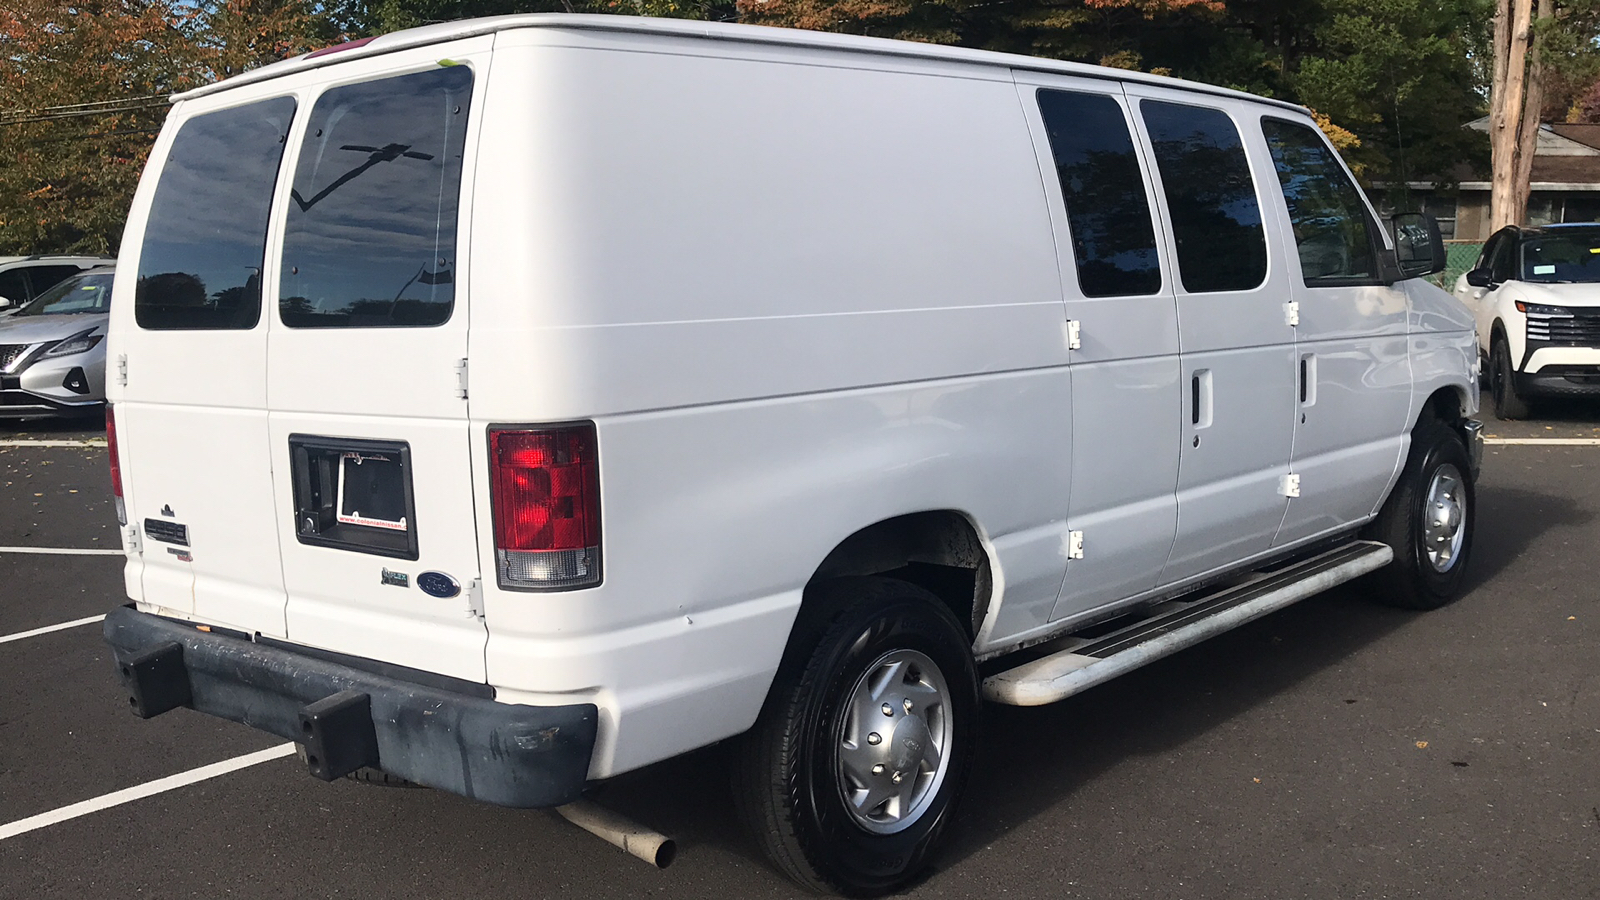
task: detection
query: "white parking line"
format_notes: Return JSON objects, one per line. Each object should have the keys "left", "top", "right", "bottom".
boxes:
{"left": 0, "top": 546, "right": 123, "bottom": 556}
{"left": 0, "top": 439, "right": 105, "bottom": 447}
{"left": 0, "top": 743, "right": 297, "bottom": 842}
{"left": 1485, "top": 437, "right": 1600, "bottom": 445}
{"left": 0, "top": 614, "right": 107, "bottom": 645}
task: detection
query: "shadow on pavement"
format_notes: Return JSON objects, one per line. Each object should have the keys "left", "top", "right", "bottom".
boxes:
{"left": 576, "top": 481, "right": 1589, "bottom": 887}
{"left": 1466, "top": 483, "right": 1593, "bottom": 587}
{"left": 0, "top": 412, "right": 103, "bottom": 438}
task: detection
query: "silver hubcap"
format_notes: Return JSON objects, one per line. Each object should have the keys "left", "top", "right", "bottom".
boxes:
{"left": 836, "top": 649, "right": 952, "bottom": 834}
{"left": 1423, "top": 463, "right": 1467, "bottom": 573}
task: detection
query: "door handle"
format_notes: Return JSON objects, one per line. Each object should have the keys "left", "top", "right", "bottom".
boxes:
{"left": 1299, "top": 354, "right": 1317, "bottom": 406}
{"left": 1191, "top": 369, "right": 1213, "bottom": 429}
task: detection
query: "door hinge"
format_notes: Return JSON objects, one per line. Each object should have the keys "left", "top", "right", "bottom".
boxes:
{"left": 124, "top": 523, "right": 142, "bottom": 554}
{"left": 1280, "top": 473, "right": 1302, "bottom": 498}
{"left": 1284, "top": 301, "right": 1300, "bottom": 327}
{"left": 1066, "top": 319, "right": 1082, "bottom": 351}
{"left": 1067, "top": 530, "right": 1085, "bottom": 560}
{"left": 464, "top": 577, "right": 484, "bottom": 619}
{"left": 454, "top": 358, "right": 469, "bottom": 400}
{"left": 115, "top": 354, "right": 128, "bottom": 387}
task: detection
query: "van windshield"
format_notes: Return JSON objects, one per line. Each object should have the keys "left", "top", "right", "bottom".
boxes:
{"left": 16, "top": 271, "right": 114, "bottom": 316}
{"left": 1520, "top": 232, "right": 1600, "bottom": 283}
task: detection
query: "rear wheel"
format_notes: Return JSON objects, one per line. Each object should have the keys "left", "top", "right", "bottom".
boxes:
{"left": 1490, "top": 336, "right": 1532, "bottom": 420}
{"left": 1364, "top": 420, "right": 1475, "bottom": 610}
{"left": 733, "top": 577, "right": 979, "bottom": 897}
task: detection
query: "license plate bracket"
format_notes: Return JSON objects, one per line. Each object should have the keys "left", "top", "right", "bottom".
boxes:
{"left": 289, "top": 434, "right": 419, "bottom": 560}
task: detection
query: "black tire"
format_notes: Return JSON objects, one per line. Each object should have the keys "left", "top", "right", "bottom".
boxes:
{"left": 1490, "top": 336, "right": 1532, "bottom": 420}
{"left": 1364, "top": 420, "right": 1475, "bottom": 610}
{"left": 732, "top": 577, "right": 980, "bottom": 897}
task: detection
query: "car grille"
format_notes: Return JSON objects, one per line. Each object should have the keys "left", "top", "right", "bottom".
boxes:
{"left": 1526, "top": 309, "right": 1600, "bottom": 345}
{"left": 0, "top": 344, "right": 29, "bottom": 372}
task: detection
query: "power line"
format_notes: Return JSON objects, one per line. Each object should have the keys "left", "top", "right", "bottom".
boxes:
{"left": 0, "top": 101, "right": 170, "bottom": 127}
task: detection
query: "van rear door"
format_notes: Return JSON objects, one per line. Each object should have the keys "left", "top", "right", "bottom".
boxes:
{"left": 265, "top": 46, "right": 491, "bottom": 682}
{"left": 116, "top": 94, "right": 299, "bottom": 636}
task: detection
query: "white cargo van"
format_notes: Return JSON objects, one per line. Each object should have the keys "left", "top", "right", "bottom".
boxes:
{"left": 102, "top": 15, "right": 1481, "bottom": 895}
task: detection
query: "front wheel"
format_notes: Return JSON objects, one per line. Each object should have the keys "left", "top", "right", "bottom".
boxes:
{"left": 733, "top": 577, "right": 980, "bottom": 896}
{"left": 1364, "top": 420, "right": 1476, "bottom": 610}
{"left": 1490, "top": 337, "right": 1532, "bottom": 420}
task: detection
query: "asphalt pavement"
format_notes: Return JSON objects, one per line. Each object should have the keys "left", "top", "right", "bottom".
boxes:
{"left": 1, "top": 404, "right": 1596, "bottom": 899}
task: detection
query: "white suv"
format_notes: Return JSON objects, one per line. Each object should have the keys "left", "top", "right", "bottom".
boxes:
{"left": 101, "top": 16, "right": 1481, "bottom": 895}
{"left": 1456, "top": 223, "right": 1600, "bottom": 418}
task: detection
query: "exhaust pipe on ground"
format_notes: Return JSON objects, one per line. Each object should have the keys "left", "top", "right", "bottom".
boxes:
{"left": 556, "top": 798, "right": 677, "bottom": 869}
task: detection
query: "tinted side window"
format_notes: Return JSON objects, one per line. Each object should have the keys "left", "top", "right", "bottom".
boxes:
{"left": 29, "top": 265, "right": 87, "bottom": 292}
{"left": 1037, "top": 89, "right": 1162, "bottom": 297}
{"left": 1475, "top": 233, "right": 1502, "bottom": 271}
{"left": 1140, "top": 100, "right": 1267, "bottom": 293}
{"left": 136, "top": 97, "right": 296, "bottom": 330}
{"left": 280, "top": 67, "right": 472, "bottom": 328}
{"left": 1261, "top": 118, "right": 1377, "bottom": 284}
{"left": 1490, "top": 233, "right": 1516, "bottom": 283}
{"left": 0, "top": 269, "right": 28, "bottom": 304}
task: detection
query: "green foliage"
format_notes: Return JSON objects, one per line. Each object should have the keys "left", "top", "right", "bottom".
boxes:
{"left": 0, "top": 0, "right": 327, "bottom": 254}
{"left": 0, "top": 0, "right": 1571, "bottom": 255}
{"left": 1290, "top": 0, "right": 1494, "bottom": 190}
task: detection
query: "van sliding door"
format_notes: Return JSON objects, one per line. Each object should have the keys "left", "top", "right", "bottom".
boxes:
{"left": 1123, "top": 86, "right": 1298, "bottom": 585}
{"left": 265, "top": 40, "right": 494, "bottom": 682}
{"left": 1012, "top": 74, "right": 1182, "bottom": 624}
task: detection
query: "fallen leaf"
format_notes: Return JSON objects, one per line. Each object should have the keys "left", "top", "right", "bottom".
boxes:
{"left": 1416, "top": 741, "right": 1429, "bottom": 749}
{"left": 1253, "top": 777, "right": 1261, "bottom": 783}
{"left": 1569, "top": 616, "right": 1577, "bottom": 621}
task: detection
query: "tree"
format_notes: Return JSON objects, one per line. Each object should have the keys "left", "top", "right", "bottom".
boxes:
{"left": 0, "top": 0, "right": 325, "bottom": 255}
{"left": 1489, "top": 0, "right": 1600, "bottom": 229}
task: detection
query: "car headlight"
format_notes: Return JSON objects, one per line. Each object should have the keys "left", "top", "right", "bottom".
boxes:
{"left": 1515, "top": 301, "right": 1574, "bottom": 316}
{"left": 42, "top": 328, "right": 103, "bottom": 359}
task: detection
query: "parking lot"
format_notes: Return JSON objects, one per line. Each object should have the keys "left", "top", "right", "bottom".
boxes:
{"left": 1, "top": 409, "right": 1596, "bottom": 900}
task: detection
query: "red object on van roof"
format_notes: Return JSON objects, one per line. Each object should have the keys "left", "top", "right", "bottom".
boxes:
{"left": 306, "top": 37, "right": 377, "bottom": 59}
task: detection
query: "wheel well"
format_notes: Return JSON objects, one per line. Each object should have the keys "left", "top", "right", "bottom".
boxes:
{"left": 807, "top": 511, "right": 991, "bottom": 640}
{"left": 1418, "top": 386, "right": 1468, "bottom": 428}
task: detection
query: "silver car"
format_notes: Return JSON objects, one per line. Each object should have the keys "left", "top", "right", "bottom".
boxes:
{"left": 0, "top": 266, "right": 113, "bottom": 419}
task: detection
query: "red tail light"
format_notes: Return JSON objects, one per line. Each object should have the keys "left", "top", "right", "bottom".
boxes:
{"left": 106, "top": 404, "right": 126, "bottom": 526}
{"left": 489, "top": 424, "right": 600, "bottom": 590}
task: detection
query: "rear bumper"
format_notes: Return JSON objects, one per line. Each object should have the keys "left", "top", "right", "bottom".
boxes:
{"left": 102, "top": 605, "right": 597, "bottom": 809}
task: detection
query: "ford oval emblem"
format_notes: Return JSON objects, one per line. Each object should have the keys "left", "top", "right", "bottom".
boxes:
{"left": 417, "top": 571, "right": 460, "bottom": 599}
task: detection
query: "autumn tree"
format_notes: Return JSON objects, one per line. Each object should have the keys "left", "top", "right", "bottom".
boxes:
{"left": 0, "top": 0, "right": 325, "bottom": 254}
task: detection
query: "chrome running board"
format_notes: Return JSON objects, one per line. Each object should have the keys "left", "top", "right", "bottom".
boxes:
{"left": 984, "top": 540, "right": 1394, "bottom": 707}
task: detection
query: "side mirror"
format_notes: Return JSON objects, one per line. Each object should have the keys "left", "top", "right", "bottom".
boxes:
{"left": 1390, "top": 212, "right": 1447, "bottom": 279}
{"left": 1464, "top": 268, "right": 1494, "bottom": 288}
{"left": 0, "top": 296, "right": 11, "bottom": 310}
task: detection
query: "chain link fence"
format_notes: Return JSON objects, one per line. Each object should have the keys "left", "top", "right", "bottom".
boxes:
{"left": 1433, "top": 240, "right": 1484, "bottom": 290}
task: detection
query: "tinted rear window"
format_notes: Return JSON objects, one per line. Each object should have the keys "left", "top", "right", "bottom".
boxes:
{"left": 1140, "top": 100, "right": 1267, "bottom": 294}
{"left": 135, "top": 97, "right": 296, "bottom": 330}
{"left": 279, "top": 66, "right": 472, "bottom": 328}
{"left": 1037, "top": 89, "right": 1162, "bottom": 298}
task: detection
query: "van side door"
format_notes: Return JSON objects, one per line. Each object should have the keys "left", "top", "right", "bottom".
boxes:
{"left": 111, "top": 93, "right": 300, "bottom": 636}
{"left": 265, "top": 41, "right": 493, "bottom": 682}
{"left": 1011, "top": 74, "right": 1182, "bottom": 625}
{"left": 1124, "top": 87, "right": 1298, "bottom": 585}
{"left": 1258, "top": 116, "right": 1412, "bottom": 545}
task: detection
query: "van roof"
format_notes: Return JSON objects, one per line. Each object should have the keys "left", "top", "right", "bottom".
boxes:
{"left": 174, "top": 14, "right": 1309, "bottom": 115}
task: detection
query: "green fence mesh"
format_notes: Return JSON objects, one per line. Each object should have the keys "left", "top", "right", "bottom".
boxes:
{"left": 1434, "top": 241, "right": 1484, "bottom": 290}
